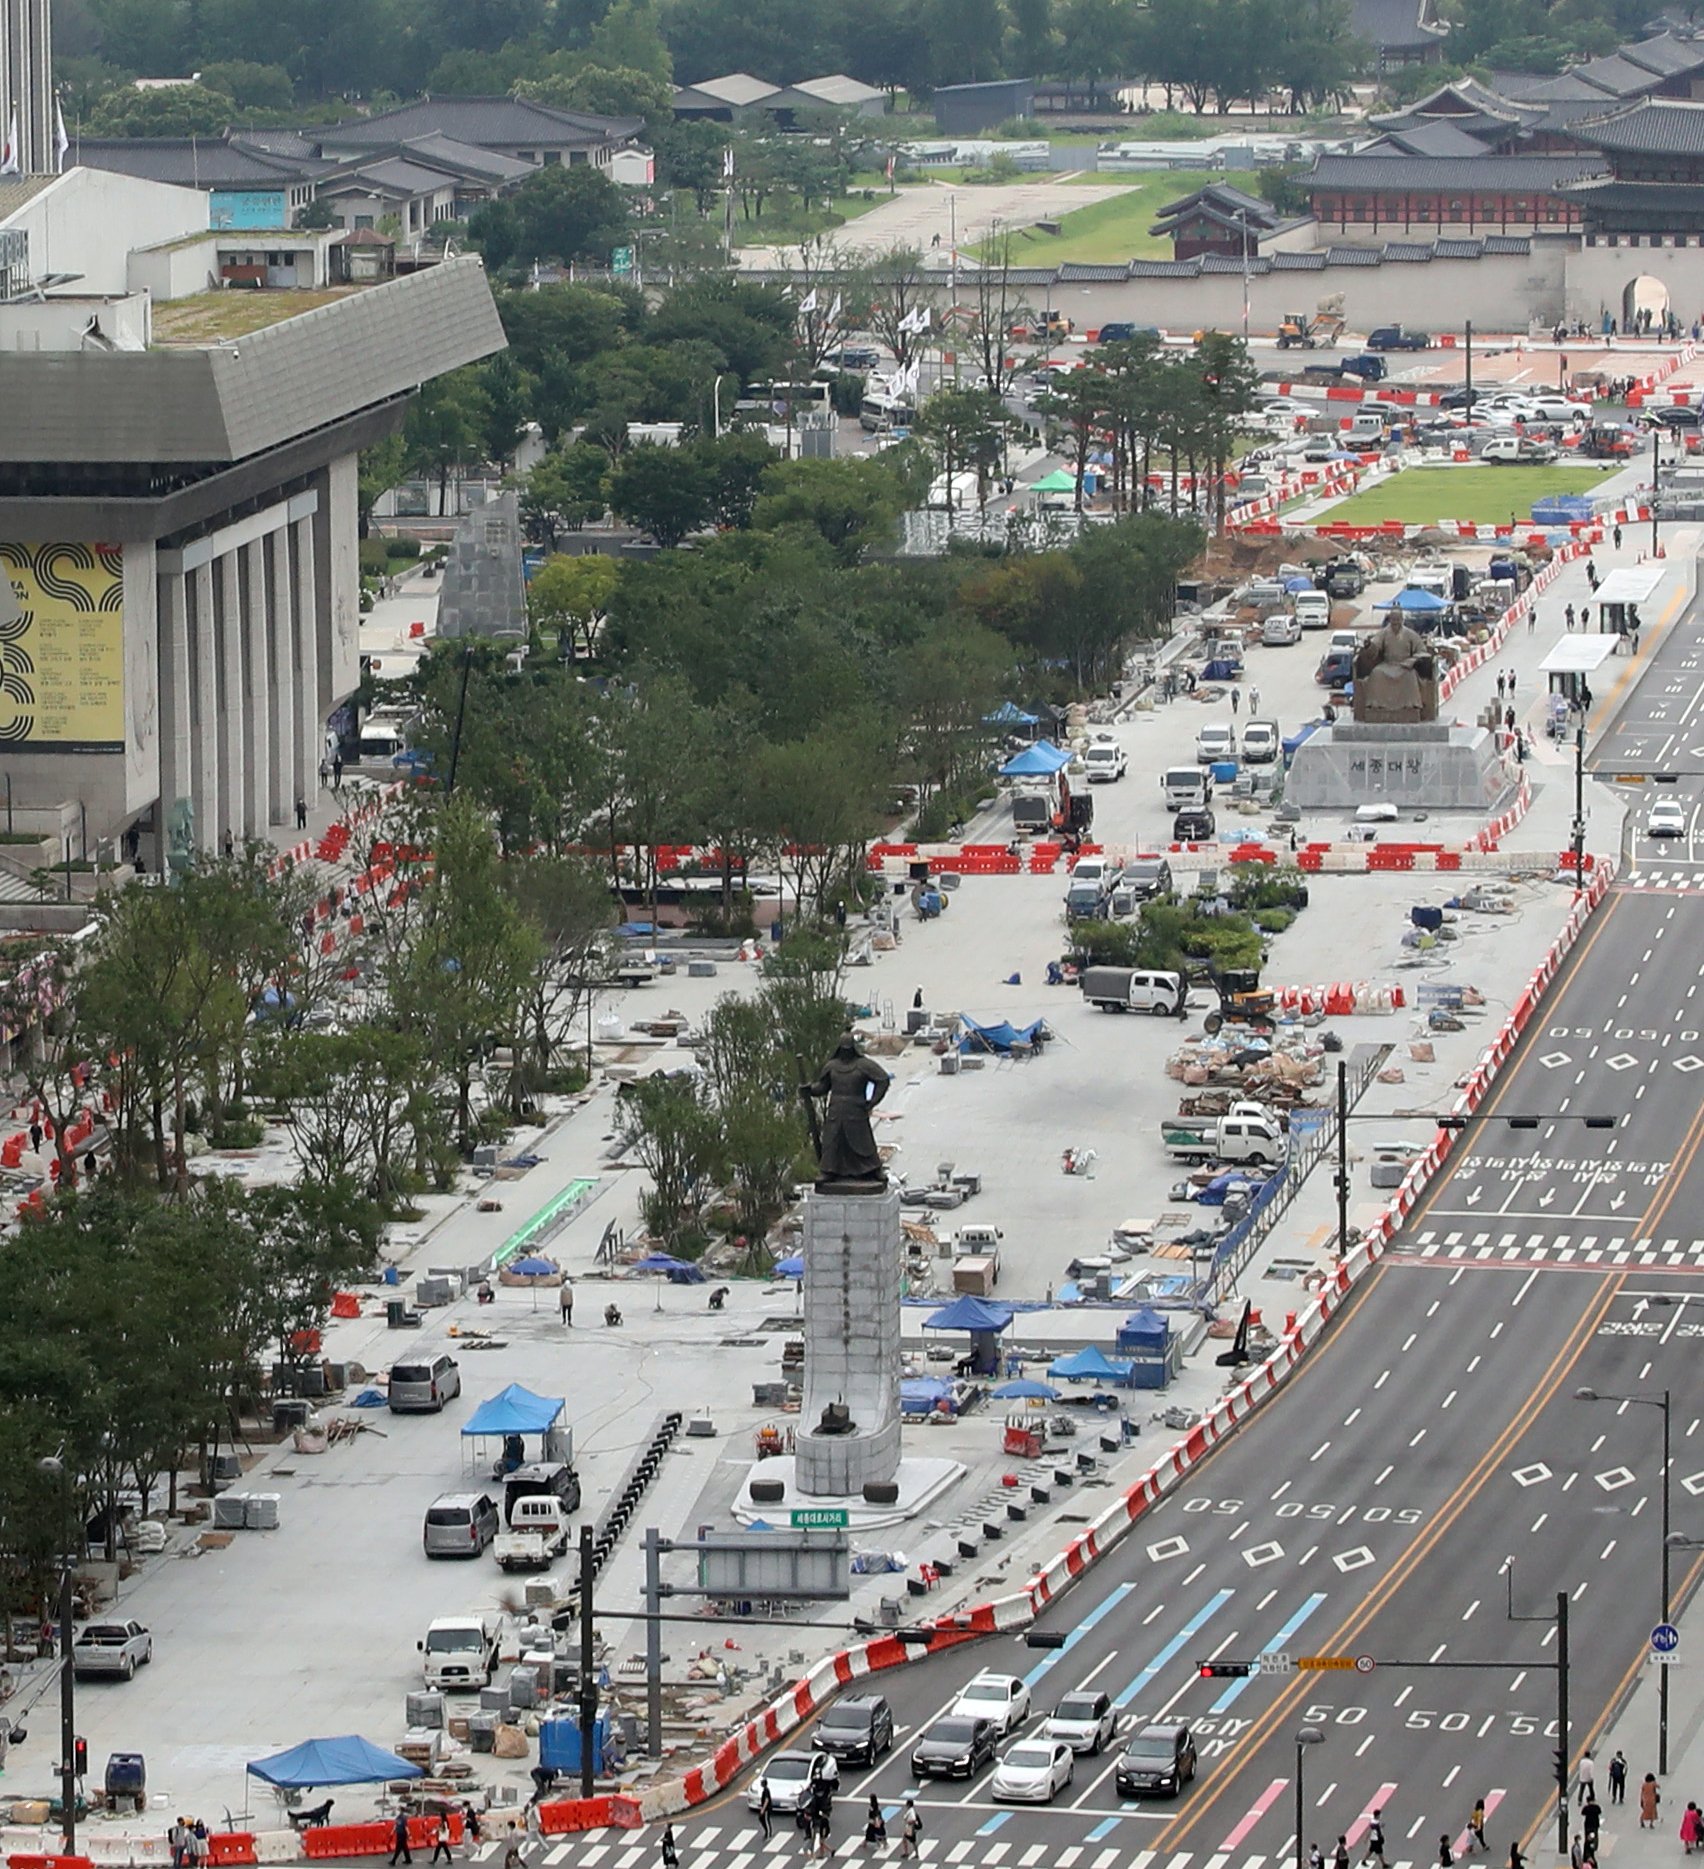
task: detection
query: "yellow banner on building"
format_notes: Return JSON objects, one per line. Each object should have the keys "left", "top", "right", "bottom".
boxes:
{"left": 0, "top": 542, "right": 125, "bottom": 753}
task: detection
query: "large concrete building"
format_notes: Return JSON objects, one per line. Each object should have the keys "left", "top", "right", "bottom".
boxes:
{"left": 0, "top": 254, "right": 505, "bottom": 868}
{"left": 0, "top": 0, "right": 51, "bottom": 179}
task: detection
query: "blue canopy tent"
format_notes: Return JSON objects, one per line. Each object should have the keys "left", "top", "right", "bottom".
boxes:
{"left": 248, "top": 1736, "right": 422, "bottom": 1789}
{"left": 461, "top": 1383, "right": 564, "bottom": 1438}
{"left": 924, "top": 1293, "right": 1014, "bottom": 1379}
{"left": 774, "top": 1255, "right": 804, "bottom": 1278}
{"left": 992, "top": 1378, "right": 1059, "bottom": 1401}
{"left": 509, "top": 1255, "right": 558, "bottom": 1278}
{"left": 1048, "top": 1345, "right": 1134, "bottom": 1385}
{"left": 958, "top": 1016, "right": 1047, "bottom": 1056}
{"left": 985, "top": 702, "right": 1040, "bottom": 727}
{"left": 1375, "top": 587, "right": 1449, "bottom": 613}
{"left": 1116, "top": 1307, "right": 1178, "bottom": 1391}
{"left": 1000, "top": 741, "right": 1073, "bottom": 778}
{"left": 630, "top": 1253, "right": 708, "bottom": 1284}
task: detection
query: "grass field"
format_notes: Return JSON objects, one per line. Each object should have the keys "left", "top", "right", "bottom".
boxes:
{"left": 1320, "top": 464, "right": 1618, "bottom": 526}
{"left": 967, "top": 169, "right": 1260, "bottom": 264}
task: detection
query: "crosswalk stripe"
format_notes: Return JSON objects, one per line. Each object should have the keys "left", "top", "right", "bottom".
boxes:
{"left": 543, "top": 1847, "right": 572, "bottom": 1866}
{"left": 581, "top": 1848, "right": 609, "bottom": 1866}
{"left": 1020, "top": 1850, "right": 1046, "bottom": 1866}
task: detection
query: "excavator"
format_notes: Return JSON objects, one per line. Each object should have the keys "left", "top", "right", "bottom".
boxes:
{"left": 1275, "top": 297, "right": 1347, "bottom": 350}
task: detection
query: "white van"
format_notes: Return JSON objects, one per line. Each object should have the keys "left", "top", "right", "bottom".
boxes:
{"left": 1294, "top": 590, "right": 1331, "bottom": 631}
{"left": 1196, "top": 722, "right": 1237, "bottom": 765}
{"left": 1344, "top": 411, "right": 1386, "bottom": 445}
{"left": 1262, "top": 612, "right": 1301, "bottom": 646}
{"left": 1163, "top": 766, "right": 1211, "bottom": 810}
{"left": 1241, "top": 721, "right": 1279, "bottom": 764}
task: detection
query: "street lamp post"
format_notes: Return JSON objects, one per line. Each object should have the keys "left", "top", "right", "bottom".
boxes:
{"left": 37, "top": 1454, "right": 76, "bottom": 1853}
{"left": 1577, "top": 1386, "right": 1671, "bottom": 1771}
{"left": 1572, "top": 717, "right": 1587, "bottom": 888}
{"left": 1651, "top": 426, "right": 1661, "bottom": 557}
{"left": 1294, "top": 1725, "right": 1325, "bottom": 1869}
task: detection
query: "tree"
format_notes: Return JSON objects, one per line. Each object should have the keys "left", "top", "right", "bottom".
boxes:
{"left": 403, "top": 368, "right": 490, "bottom": 511}
{"left": 510, "top": 163, "right": 632, "bottom": 265}
{"left": 960, "top": 229, "right": 1034, "bottom": 396}
{"left": 516, "top": 61, "right": 673, "bottom": 123}
{"left": 1037, "top": 368, "right": 1111, "bottom": 512}
{"left": 847, "top": 246, "right": 939, "bottom": 369}
{"left": 751, "top": 457, "right": 906, "bottom": 563}
{"left": 197, "top": 58, "right": 293, "bottom": 107}
{"left": 478, "top": 352, "right": 536, "bottom": 467}
{"left": 87, "top": 80, "right": 235, "bottom": 136}
{"left": 613, "top": 1071, "right": 717, "bottom": 1244}
{"left": 358, "top": 434, "right": 408, "bottom": 537}
{"left": 297, "top": 196, "right": 340, "bottom": 230}
{"left": 693, "top": 429, "right": 778, "bottom": 529}
{"left": 260, "top": 1026, "right": 429, "bottom": 1208}
{"left": 655, "top": 117, "right": 728, "bottom": 213}
{"left": 521, "top": 443, "right": 611, "bottom": 544}
{"left": 606, "top": 442, "right": 715, "bottom": 546}
{"left": 587, "top": 0, "right": 672, "bottom": 80}
{"left": 528, "top": 552, "right": 620, "bottom": 660}
{"left": 914, "top": 386, "right": 1009, "bottom": 515}
{"left": 503, "top": 854, "right": 614, "bottom": 1087}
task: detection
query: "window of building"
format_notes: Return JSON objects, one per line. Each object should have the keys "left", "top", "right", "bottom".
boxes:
{"left": 355, "top": 214, "right": 375, "bottom": 230}
{"left": 569, "top": 149, "right": 587, "bottom": 165}
{"left": 544, "top": 150, "right": 562, "bottom": 164}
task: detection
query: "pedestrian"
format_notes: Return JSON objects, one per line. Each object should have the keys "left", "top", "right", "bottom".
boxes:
{"left": 1609, "top": 1752, "right": 1628, "bottom": 1806}
{"left": 1505, "top": 707, "right": 1516, "bottom": 733}
{"left": 1579, "top": 1751, "right": 1596, "bottom": 1807}
{"left": 559, "top": 1279, "right": 574, "bottom": 1328}
{"left": 431, "top": 1814, "right": 454, "bottom": 1865}
{"left": 864, "top": 1796, "right": 886, "bottom": 1849}
{"left": 1683, "top": 1804, "right": 1702, "bottom": 1855}
{"left": 1364, "top": 1810, "right": 1388, "bottom": 1869}
{"left": 192, "top": 1821, "right": 209, "bottom": 1869}
{"left": 756, "top": 1783, "right": 773, "bottom": 1841}
{"left": 1569, "top": 1838, "right": 1582, "bottom": 1869}
{"left": 1440, "top": 1836, "right": 1455, "bottom": 1869}
{"left": 319, "top": 757, "right": 331, "bottom": 788}
{"left": 1566, "top": 603, "right": 1576, "bottom": 631}
{"left": 332, "top": 752, "right": 344, "bottom": 789}
{"left": 899, "top": 1799, "right": 921, "bottom": 1860}
{"left": 222, "top": 828, "right": 235, "bottom": 858}
{"left": 796, "top": 1800, "right": 814, "bottom": 1848}
{"left": 1310, "top": 1846, "right": 1324, "bottom": 1869}
{"left": 1508, "top": 670, "right": 1516, "bottom": 695}
{"left": 169, "top": 1819, "right": 187, "bottom": 1868}
{"left": 502, "top": 1836, "right": 525, "bottom": 1869}
{"left": 1250, "top": 684, "right": 1262, "bottom": 715}
{"left": 661, "top": 1823, "right": 679, "bottom": 1869}
{"left": 912, "top": 986, "right": 924, "bottom": 1010}
{"left": 1582, "top": 1796, "right": 1601, "bottom": 1854}
{"left": 525, "top": 1803, "right": 542, "bottom": 1847}
{"left": 1335, "top": 1836, "right": 1351, "bottom": 1869}
{"left": 1614, "top": 523, "right": 1624, "bottom": 549}
{"left": 1508, "top": 1844, "right": 1525, "bottom": 1869}
{"left": 1529, "top": 606, "right": 1537, "bottom": 634}
{"left": 1231, "top": 685, "right": 1242, "bottom": 715}
{"left": 1641, "top": 1775, "right": 1661, "bottom": 1829}
{"left": 390, "top": 1814, "right": 413, "bottom": 1868}
{"left": 1497, "top": 671, "right": 1507, "bottom": 701}
{"left": 1468, "top": 1798, "right": 1487, "bottom": 1854}
{"left": 28, "top": 1120, "right": 41, "bottom": 1154}
{"left": 462, "top": 1807, "right": 482, "bottom": 1847}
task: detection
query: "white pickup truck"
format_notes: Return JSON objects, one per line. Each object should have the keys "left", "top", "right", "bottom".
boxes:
{"left": 72, "top": 1620, "right": 153, "bottom": 1680}
{"left": 419, "top": 1614, "right": 502, "bottom": 1689}
{"left": 1160, "top": 1102, "right": 1286, "bottom": 1165}
{"left": 494, "top": 1495, "right": 572, "bottom": 1571}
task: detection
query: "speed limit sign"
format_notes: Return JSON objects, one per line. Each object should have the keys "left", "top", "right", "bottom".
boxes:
{"left": 1354, "top": 1655, "right": 1376, "bottom": 1674}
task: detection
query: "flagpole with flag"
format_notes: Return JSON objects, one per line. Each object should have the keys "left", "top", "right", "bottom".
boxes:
{"left": 722, "top": 145, "right": 734, "bottom": 260}
{"left": 54, "top": 97, "right": 69, "bottom": 172}
{"left": 0, "top": 116, "right": 18, "bottom": 177}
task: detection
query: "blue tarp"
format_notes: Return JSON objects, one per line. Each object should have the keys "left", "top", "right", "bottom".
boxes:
{"left": 958, "top": 1016, "right": 1046, "bottom": 1055}
{"left": 901, "top": 1376, "right": 955, "bottom": 1415}
{"left": 1532, "top": 495, "right": 1594, "bottom": 524}
{"left": 924, "top": 1295, "right": 1016, "bottom": 1333}
{"left": 1049, "top": 1346, "right": 1134, "bottom": 1382}
{"left": 985, "top": 702, "right": 1040, "bottom": 726}
{"left": 1001, "top": 741, "right": 1073, "bottom": 777}
{"left": 247, "top": 1736, "right": 423, "bottom": 1788}
{"left": 631, "top": 1253, "right": 708, "bottom": 1284}
{"left": 993, "top": 1378, "right": 1059, "bottom": 1400}
{"left": 460, "top": 1383, "right": 565, "bottom": 1439}
{"left": 1376, "top": 587, "right": 1449, "bottom": 613}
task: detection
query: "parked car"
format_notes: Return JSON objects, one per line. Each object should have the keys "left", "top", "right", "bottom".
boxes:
{"left": 1262, "top": 612, "right": 1301, "bottom": 646}
{"left": 72, "top": 1621, "right": 152, "bottom": 1680}
{"left": 812, "top": 1695, "right": 894, "bottom": 1765}
{"left": 912, "top": 1716, "right": 999, "bottom": 1779}
{"left": 1172, "top": 806, "right": 1217, "bottom": 841}
{"left": 422, "top": 1491, "right": 501, "bottom": 1560}
{"left": 1367, "top": 325, "right": 1429, "bottom": 350}
{"left": 746, "top": 1751, "right": 839, "bottom": 1813}
{"left": 1648, "top": 405, "right": 1702, "bottom": 429}
{"left": 950, "top": 1672, "right": 1032, "bottom": 1735}
{"left": 1196, "top": 722, "right": 1236, "bottom": 765}
{"left": 1083, "top": 740, "right": 1129, "bottom": 783}
{"left": 1043, "top": 1690, "right": 1118, "bottom": 1755}
{"left": 992, "top": 1739, "right": 1076, "bottom": 1803}
{"left": 1115, "top": 1721, "right": 1198, "bottom": 1797}
{"left": 1241, "top": 721, "right": 1279, "bottom": 764}
{"left": 388, "top": 1353, "right": 461, "bottom": 1413}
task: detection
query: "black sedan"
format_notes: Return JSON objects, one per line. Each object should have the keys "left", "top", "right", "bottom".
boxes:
{"left": 911, "top": 1715, "right": 998, "bottom": 1779}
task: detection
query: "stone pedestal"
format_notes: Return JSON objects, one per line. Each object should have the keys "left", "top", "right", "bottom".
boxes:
{"left": 795, "top": 1187, "right": 903, "bottom": 1497}
{"left": 1287, "top": 721, "right": 1511, "bottom": 812}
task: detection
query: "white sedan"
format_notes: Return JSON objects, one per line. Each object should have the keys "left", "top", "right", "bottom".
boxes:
{"left": 991, "top": 1738, "right": 1076, "bottom": 1803}
{"left": 746, "top": 1751, "right": 839, "bottom": 1813}
{"left": 950, "top": 1672, "right": 1032, "bottom": 1735}
{"left": 1647, "top": 798, "right": 1689, "bottom": 839}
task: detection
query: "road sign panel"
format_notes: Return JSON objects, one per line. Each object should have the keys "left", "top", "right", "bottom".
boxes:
{"left": 1258, "top": 1652, "right": 1294, "bottom": 1675}
{"left": 1651, "top": 1622, "right": 1681, "bottom": 1657}
{"left": 1298, "top": 1655, "right": 1357, "bottom": 1671}
{"left": 791, "top": 1508, "right": 849, "bottom": 1528}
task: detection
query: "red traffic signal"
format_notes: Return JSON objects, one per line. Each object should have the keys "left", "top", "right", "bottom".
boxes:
{"left": 1199, "top": 1661, "right": 1253, "bottom": 1678}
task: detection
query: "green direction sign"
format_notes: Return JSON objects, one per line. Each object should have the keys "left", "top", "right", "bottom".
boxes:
{"left": 791, "top": 1508, "right": 849, "bottom": 1529}
{"left": 611, "top": 246, "right": 634, "bottom": 275}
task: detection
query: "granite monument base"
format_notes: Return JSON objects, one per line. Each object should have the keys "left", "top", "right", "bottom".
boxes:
{"left": 1287, "top": 721, "right": 1512, "bottom": 812}
{"left": 795, "top": 1186, "right": 903, "bottom": 1497}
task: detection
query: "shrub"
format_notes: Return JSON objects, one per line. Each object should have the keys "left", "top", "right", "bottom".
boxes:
{"left": 385, "top": 536, "right": 422, "bottom": 561}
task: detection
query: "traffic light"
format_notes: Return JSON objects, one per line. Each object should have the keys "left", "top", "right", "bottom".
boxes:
{"left": 1554, "top": 1748, "right": 1568, "bottom": 1789}
{"left": 1199, "top": 1661, "right": 1253, "bottom": 1678}
{"left": 73, "top": 1737, "right": 87, "bottom": 1778}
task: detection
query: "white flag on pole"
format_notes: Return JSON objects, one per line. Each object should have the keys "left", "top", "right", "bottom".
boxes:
{"left": 722, "top": 146, "right": 735, "bottom": 179}
{"left": 0, "top": 117, "right": 18, "bottom": 176}
{"left": 798, "top": 289, "right": 819, "bottom": 314}
{"left": 828, "top": 295, "right": 842, "bottom": 323}
{"left": 54, "top": 99, "right": 68, "bottom": 171}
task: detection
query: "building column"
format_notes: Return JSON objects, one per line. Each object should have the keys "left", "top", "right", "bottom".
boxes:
{"left": 242, "top": 538, "right": 271, "bottom": 838}
{"left": 268, "top": 527, "right": 297, "bottom": 827}
{"left": 293, "top": 517, "right": 322, "bottom": 801}
{"left": 191, "top": 562, "right": 219, "bottom": 850}
{"left": 157, "top": 570, "right": 193, "bottom": 872}
{"left": 218, "top": 550, "right": 244, "bottom": 851}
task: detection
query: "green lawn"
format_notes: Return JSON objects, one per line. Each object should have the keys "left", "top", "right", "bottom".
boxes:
{"left": 967, "top": 170, "right": 1260, "bottom": 264}
{"left": 1320, "top": 464, "right": 1619, "bottom": 527}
